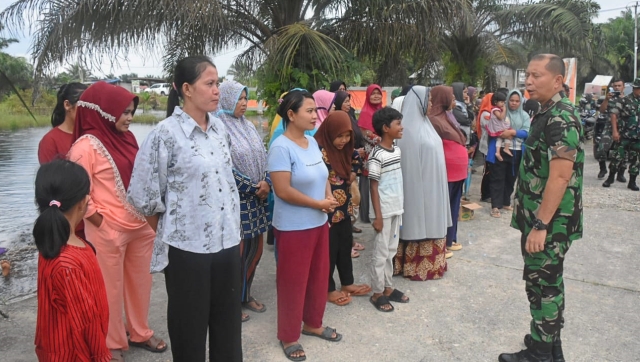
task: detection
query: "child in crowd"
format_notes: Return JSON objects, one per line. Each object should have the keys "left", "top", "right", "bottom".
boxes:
{"left": 487, "top": 92, "right": 513, "bottom": 161}
{"left": 314, "top": 111, "right": 371, "bottom": 307}
{"left": 32, "top": 159, "right": 110, "bottom": 361}
{"left": 368, "top": 107, "right": 410, "bottom": 313}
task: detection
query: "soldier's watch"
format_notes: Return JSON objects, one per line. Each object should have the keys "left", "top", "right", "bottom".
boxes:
{"left": 532, "top": 218, "right": 548, "bottom": 231}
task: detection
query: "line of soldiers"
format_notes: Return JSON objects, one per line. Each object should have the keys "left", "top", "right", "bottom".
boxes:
{"left": 597, "top": 78, "right": 640, "bottom": 191}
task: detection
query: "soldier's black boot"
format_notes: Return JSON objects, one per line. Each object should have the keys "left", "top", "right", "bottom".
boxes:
{"left": 602, "top": 170, "right": 616, "bottom": 187}
{"left": 628, "top": 175, "right": 639, "bottom": 191}
{"left": 597, "top": 161, "right": 608, "bottom": 179}
{"left": 617, "top": 167, "right": 627, "bottom": 182}
{"left": 499, "top": 339, "right": 552, "bottom": 362}
{"left": 524, "top": 334, "right": 565, "bottom": 362}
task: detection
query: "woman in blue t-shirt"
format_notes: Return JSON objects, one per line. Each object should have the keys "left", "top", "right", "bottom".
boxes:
{"left": 267, "top": 90, "right": 342, "bottom": 362}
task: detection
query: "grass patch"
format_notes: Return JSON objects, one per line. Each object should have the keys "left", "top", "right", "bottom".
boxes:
{"left": 0, "top": 113, "right": 49, "bottom": 131}
{"left": 133, "top": 114, "right": 162, "bottom": 124}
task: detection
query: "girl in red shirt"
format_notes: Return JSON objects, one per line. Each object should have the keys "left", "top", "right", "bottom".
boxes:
{"left": 33, "top": 159, "right": 110, "bottom": 362}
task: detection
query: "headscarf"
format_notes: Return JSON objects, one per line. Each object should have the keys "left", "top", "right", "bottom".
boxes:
{"left": 476, "top": 93, "right": 494, "bottom": 139}
{"left": 269, "top": 91, "right": 288, "bottom": 138}
{"left": 217, "top": 80, "right": 267, "bottom": 183}
{"left": 313, "top": 90, "right": 336, "bottom": 125}
{"left": 314, "top": 111, "right": 354, "bottom": 180}
{"left": 506, "top": 89, "right": 530, "bottom": 131}
{"left": 334, "top": 91, "right": 350, "bottom": 111}
{"left": 400, "top": 85, "right": 412, "bottom": 96}
{"left": 73, "top": 81, "right": 139, "bottom": 189}
{"left": 357, "top": 84, "right": 383, "bottom": 132}
{"left": 467, "top": 86, "right": 477, "bottom": 102}
{"left": 428, "top": 85, "right": 466, "bottom": 145}
{"left": 391, "top": 88, "right": 401, "bottom": 98}
{"left": 329, "top": 80, "right": 347, "bottom": 92}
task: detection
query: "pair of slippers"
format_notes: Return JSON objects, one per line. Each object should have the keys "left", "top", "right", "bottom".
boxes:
{"left": 369, "top": 289, "right": 410, "bottom": 312}
{"left": 280, "top": 327, "right": 342, "bottom": 361}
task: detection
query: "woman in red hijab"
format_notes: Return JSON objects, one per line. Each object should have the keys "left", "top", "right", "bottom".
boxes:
{"left": 356, "top": 84, "right": 384, "bottom": 225}
{"left": 315, "top": 111, "right": 371, "bottom": 306}
{"left": 68, "top": 81, "right": 166, "bottom": 361}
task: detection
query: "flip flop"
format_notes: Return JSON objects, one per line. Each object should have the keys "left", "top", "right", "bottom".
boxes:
{"left": 352, "top": 242, "right": 365, "bottom": 251}
{"left": 370, "top": 295, "right": 394, "bottom": 312}
{"left": 301, "top": 326, "right": 342, "bottom": 342}
{"left": 327, "top": 292, "right": 352, "bottom": 306}
{"left": 128, "top": 335, "right": 167, "bottom": 353}
{"left": 352, "top": 226, "right": 362, "bottom": 233}
{"left": 241, "top": 313, "right": 251, "bottom": 322}
{"left": 387, "top": 289, "right": 410, "bottom": 303}
{"left": 280, "top": 341, "right": 306, "bottom": 362}
{"left": 491, "top": 208, "right": 501, "bottom": 218}
{"left": 351, "top": 249, "right": 360, "bottom": 258}
{"left": 243, "top": 296, "right": 267, "bottom": 313}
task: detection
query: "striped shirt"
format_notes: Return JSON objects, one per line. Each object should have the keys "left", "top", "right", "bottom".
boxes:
{"left": 367, "top": 145, "right": 404, "bottom": 218}
{"left": 35, "top": 241, "right": 111, "bottom": 362}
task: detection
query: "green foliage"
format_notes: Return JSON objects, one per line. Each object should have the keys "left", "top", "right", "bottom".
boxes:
{"left": 600, "top": 10, "right": 636, "bottom": 81}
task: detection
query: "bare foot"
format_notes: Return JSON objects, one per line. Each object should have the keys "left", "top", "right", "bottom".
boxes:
{"left": 327, "top": 291, "right": 351, "bottom": 306}
{"left": 503, "top": 148, "right": 513, "bottom": 157}
{"left": 282, "top": 341, "right": 305, "bottom": 359}
{"left": 341, "top": 284, "right": 371, "bottom": 296}
{"left": 496, "top": 152, "right": 503, "bottom": 162}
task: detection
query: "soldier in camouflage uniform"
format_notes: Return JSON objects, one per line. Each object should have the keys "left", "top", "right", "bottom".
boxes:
{"left": 500, "top": 54, "right": 583, "bottom": 362}
{"left": 596, "top": 79, "right": 627, "bottom": 180}
{"left": 602, "top": 78, "right": 640, "bottom": 191}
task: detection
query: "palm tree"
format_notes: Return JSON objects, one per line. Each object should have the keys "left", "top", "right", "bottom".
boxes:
{"left": 1, "top": 0, "right": 462, "bottom": 90}
{"left": 440, "top": 0, "right": 605, "bottom": 86}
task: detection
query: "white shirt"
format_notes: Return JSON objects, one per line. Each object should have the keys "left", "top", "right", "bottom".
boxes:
{"left": 367, "top": 145, "right": 404, "bottom": 219}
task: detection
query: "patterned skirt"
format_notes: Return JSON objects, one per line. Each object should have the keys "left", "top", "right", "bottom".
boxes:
{"left": 393, "top": 238, "right": 448, "bottom": 281}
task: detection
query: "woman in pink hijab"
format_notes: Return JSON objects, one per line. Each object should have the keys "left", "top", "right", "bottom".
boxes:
{"left": 356, "top": 84, "right": 384, "bottom": 224}
{"left": 313, "top": 90, "right": 336, "bottom": 126}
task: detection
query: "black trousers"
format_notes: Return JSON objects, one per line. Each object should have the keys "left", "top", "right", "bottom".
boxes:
{"left": 489, "top": 150, "right": 521, "bottom": 209}
{"left": 165, "top": 244, "right": 242, "bottom": 362}
{"left": 328, "top": 218, "right": 355, "bottom": 292}
{"left": 481, "top": 160, "right": 491, "bottom": 200}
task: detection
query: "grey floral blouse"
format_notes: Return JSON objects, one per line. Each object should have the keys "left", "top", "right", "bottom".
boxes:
{"left": 127, "top": 107, "right": 241, "bottom": 272}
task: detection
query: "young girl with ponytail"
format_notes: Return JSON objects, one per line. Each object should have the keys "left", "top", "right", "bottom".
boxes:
{"left": 33, "top": 159, "right": 111, "bottom": 361}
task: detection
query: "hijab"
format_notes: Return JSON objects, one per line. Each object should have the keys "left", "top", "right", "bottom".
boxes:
{"left": 467, "top": 86, "right": 477, "bottom": 102}
{"left": 506, "top": 89, "right": 530, "bottom": 131}
{"left": 334, "top": 91, "right": 364, "bottom": 149}
{"left": 73, "top": 81, "right": 139, "bottom": 189}
{"left": 357, "top": 84, "right": 383, "bottom": 132}
{"left": 428, "top": 85, "right": 466, "bottom": 145}
{"left": 400, "top": 85, "right": 412, "bottom": 96}
{"left": 329, "top": 80, "right": 347, "bottom": 92}
{"left": 313, "top": 90, "right": 336, "bottom": 125}
{"left": 334, "top": 91, "right": 350, "bottom": 111}
{"left": 314, "top": 111, "right": 354, "bottom": 180}
{"left": 217, "top": 80, "right": 267, "bottom": 183}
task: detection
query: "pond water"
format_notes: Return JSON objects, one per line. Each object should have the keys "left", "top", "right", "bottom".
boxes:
{"left": 0, "top": 115, "right": 270, "bottom": 303}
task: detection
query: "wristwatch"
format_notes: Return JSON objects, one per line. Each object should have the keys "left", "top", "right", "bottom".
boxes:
{"left": 532, "top": 218, "right": 548, "bottom": 230}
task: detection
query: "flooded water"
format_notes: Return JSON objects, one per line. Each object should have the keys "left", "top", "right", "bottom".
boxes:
{"left": 0, "top": 115, "right": 269, "bottom": 303}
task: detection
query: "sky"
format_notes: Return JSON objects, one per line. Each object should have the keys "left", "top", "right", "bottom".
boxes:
{"left": 0, "top": 0, "right": 635, "bottom": 79}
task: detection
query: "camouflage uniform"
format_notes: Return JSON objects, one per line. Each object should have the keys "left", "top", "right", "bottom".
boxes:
{"left": 595, "top": 95, "right": 624, "bottom": 164}
{"left": 512, "top": 92, "right": 584, "bottom": 344}
{"left": 608, "top": 93, "right": 640, "bottom": 176}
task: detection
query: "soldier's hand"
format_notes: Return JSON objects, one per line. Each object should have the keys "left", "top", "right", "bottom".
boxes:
{"left": 613, "top": 131, "right": 620, "bottom": 142}
{"left": 525, "top": 229, "right": 547, "bottom": 254}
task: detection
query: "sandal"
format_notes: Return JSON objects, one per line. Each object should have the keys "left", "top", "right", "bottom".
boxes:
{"left": 327, "top": 291, "right": 352, "bottom": 306}
{"left": 352, "top": 226, "right": 362, "bottom": 233}
{"left": 241, "top": 313, "right": 251, "bottom": 322}
{"left": 503, "top": 205, "right": 513, "bottom": 211}
{"left": 352, "top": 242, "right": 365, "bottom": 251}
{"left": 387, "top": 289, "right": 410, "bottom": 303}
{"left": 128, "top": 335, "right": 167, "bottom": 353}
{"left": 351, "top": 249, "right": 360, "bottom": 258}
{"left": 370, "top": 295, "right": 394, "bottom": 312}
{"left": 301, "top": 326, "right": 343, "bottom": 342}
{"left": 280, "top": 341, "right": 306, "bottom": 362}
{"left": 491, "top": 208, "right": 501, "bottom": 218}
{"left": 243, "top": 296, "right": 267, "bottom": 313}
{"left": 110, "top": 349, "right": 124, "bottom": 362}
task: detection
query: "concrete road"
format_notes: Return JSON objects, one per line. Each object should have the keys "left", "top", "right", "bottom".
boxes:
{"left": 1, "top": 140, "right": 639, "bottom": 362}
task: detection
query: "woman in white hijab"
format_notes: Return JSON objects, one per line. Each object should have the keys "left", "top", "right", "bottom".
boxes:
{"left": 393, "top": 85, "right": 451, "bottom": 281}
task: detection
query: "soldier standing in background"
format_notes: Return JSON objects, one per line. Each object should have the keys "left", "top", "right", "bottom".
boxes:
{"left": 602, "top": 78, "right": 640, "bottom": 191}
{"left": 501, "top": 54, "right": 584, "bottom": 362}
{"left": 597, "top": 78, "right": 627, "bottom": 180}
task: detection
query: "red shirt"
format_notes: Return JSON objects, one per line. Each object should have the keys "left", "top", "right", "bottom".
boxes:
{"left": 38, "top": 127, "right": 74, "bottom": 164}
{"left": 442, "top": 139, "right": 469, "bottom": 182}
{"left": 35, "top": 241, "right": 111, "bottom": 362}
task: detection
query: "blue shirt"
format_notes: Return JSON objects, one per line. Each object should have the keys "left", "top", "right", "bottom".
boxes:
{"left": 267, "top": 135, "right": 328, "bottom": 231}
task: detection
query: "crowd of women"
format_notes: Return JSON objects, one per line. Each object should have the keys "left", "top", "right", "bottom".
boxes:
{"left": 32, "top": 54, "right": 538, "bottom": 362}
